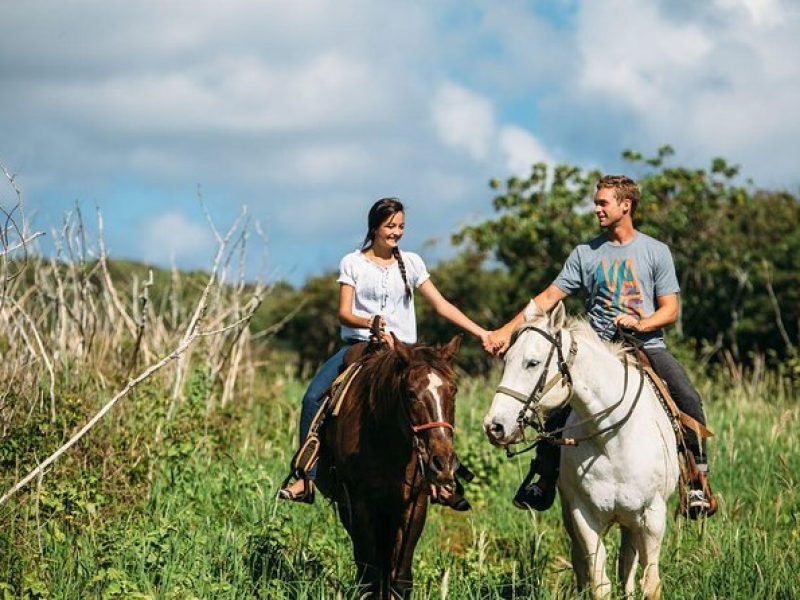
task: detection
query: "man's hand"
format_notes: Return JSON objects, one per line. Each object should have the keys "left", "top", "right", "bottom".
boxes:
{"left": 614, "top": 315, "right": 642, "bottom": 332}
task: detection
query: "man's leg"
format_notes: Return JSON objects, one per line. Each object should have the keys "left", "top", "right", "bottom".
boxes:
{"left": 514, "top": 405, "right": 570, "bottom": 510}
{"left": 644, "top": 347, "right": 716, "bottom": 518}
{"left": 644, "top": 347, "right": 707, "bottom": 466}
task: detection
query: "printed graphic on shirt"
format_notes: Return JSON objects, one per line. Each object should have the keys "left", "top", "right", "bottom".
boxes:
{"left": 596, "top": 258, "right": 644, "bottom": 318}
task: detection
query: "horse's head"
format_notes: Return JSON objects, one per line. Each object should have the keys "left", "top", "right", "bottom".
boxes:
{"left": 484, "top": 301, "right": 575, "bottom": 447}
{"left": 394, "top": 334, "right": 462, "bottom": 487}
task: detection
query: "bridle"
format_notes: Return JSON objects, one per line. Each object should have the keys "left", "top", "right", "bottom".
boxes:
{"left": 495, "top": 324, "right": 578, "bottom": 436}
{"left": 401, "top": 370, "right": 455, "bottom": 481}
{"left": 494, "top": 323, "right": 646, "bottom": 457}
{"left": 367, "top": 314, "right": 456, "bottom": 483}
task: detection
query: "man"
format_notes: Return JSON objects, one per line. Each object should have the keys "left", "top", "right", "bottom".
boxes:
{"left": 488, "top": 175, "right": 716, "bottom": 519}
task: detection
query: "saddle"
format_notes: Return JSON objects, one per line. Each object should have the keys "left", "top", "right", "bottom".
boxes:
{"left": 285, "top": 341, "right": 375, "bottom": 486}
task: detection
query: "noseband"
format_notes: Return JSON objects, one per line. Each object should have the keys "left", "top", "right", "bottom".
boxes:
{"left": 398, "top": 371, "right": 455, "bottom": 483}
{"left": 495, "top": 324, "right": 578, "bottom": 434}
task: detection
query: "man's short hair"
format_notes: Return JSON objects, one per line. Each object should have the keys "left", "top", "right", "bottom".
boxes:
{"left": 597, "top": 175, "right": 640, "bottom": 215}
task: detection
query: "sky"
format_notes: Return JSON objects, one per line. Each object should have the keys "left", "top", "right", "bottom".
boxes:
{"left": 1, "top": 0, "right": 798, "bottom": 286}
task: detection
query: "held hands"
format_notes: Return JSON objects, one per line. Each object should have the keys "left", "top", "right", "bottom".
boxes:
{"left": 484, "top": 329, "right": 511, "bottom": 355}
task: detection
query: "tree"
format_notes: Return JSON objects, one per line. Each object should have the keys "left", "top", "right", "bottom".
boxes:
{"left": 454, "top": 147, "right": 800, "bottom": 366}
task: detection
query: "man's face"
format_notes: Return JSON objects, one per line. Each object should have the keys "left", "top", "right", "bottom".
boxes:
{"left": 594, "top": 187, "right": 630, "bottom": 229}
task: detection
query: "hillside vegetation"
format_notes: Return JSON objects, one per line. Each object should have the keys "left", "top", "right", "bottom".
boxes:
{"left": 1, "top": 151, "right": 798, "bottom": 597}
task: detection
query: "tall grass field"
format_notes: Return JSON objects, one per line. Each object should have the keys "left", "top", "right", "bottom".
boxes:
{"left": 0, "top": 208, "right": 797, "bottom": 598}
{"left": 2, "top": 359, "right": 798, "bottom": 599}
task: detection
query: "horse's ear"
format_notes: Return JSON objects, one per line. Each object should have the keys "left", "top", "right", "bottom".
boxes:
{"left": 523, "top": 299, "right": 543, "bottom": 322}
{"left": 548, "top": 301, "right": 566, "bottom": 330}
{"left": 441, "top": 334, "right": 462, "bottom": 361}
{"left": 393, "top": 333, "right": 413, "bottom": 364}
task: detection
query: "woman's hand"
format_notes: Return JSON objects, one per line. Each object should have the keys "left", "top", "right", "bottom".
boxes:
{"left": 370, "top": 315, "right": 394, "bottom": 348}
{"left": 381, "top": 331, "right": 395, "bottom": 349}
{"left": 479, "top": 330, "right": 494, "bottom": 353}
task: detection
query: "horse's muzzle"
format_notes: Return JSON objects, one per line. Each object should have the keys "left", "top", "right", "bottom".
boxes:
{"left": 483, "top": 415, "right": 522, "bottom": 447}
{"left": 426, "top": 452, "right": 456, "bottom": 486}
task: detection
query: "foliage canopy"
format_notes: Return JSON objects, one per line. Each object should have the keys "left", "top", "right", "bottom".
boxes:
{"left": 272, "top": 147, "right": 799, "bottom": 375}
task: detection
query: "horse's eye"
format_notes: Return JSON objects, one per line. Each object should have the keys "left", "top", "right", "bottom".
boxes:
{"left": 525, "top": 359, "right": 540, "bottom": 369}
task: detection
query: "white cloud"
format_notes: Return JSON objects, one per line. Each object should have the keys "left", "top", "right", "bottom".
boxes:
{"left": 714, "top": 0, "right": 786, "bottom": 26}
{"left": 567, "top": 0, "right": 800, "bottom": 185}
{"left": 141, "top": 212, "right": 215, "bottom": 265}
{"left": 577, "top": 0, "right": 713, "bottom": 113}
{"left": 20, "top": 52, "right": 387, "bottom": 136}
{"left": 1, "top": 1, "right": 797, "bottom": 284}
{"left": 431, "top": 82, "right": 554, "bottom": 177}
{"left": 499, "top": 126, "right": 555, "bottom": 177}
{"left": 273, "top": 143, "right": 373, "bottom": 184}
{"left": 431, "top": 82, "right": 496, "bottom": 161}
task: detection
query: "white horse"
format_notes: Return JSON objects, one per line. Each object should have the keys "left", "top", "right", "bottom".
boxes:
{"left": 484, "top": 301, "right": 678, "bottom": 600}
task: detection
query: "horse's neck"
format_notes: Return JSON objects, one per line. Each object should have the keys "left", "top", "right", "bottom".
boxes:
{"left": 361, "top": 380, "right": 412, "bottom": 449}
{"left": 568, "top": 336, "right": 653, "bottom": 435}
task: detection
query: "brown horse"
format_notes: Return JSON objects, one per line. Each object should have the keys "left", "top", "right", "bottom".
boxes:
{"left": 315, "top": 334, "right": 462, "bottom": 599}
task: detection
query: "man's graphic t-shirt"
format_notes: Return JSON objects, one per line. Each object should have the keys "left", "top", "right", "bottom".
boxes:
{"left": 552, "top": 232, "right": 680, "bottom": 349}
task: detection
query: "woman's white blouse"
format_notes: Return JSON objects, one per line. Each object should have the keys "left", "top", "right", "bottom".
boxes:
{"left": 337, "top": 250, "right": 430, "bottom": 344}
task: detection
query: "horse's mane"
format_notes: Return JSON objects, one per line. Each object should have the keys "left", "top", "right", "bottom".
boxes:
{"left": 340, "top": 344, "right": 455, "bottom": 427}
{"left": 565, "top": 317, "right": 627, "bottom": 359}
{"left": 519, "top": 311, "right": 627, "bottom": 360}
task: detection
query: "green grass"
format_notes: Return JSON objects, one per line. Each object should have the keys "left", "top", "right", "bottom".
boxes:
{"left": 2, "top": 370, "right": 799, "bottom": 599}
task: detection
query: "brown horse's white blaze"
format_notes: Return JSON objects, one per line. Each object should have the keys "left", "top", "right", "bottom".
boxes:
{"left": 413, "top": 371, "right": 457, "bottom": 487}
{"left": 425, "top": 373, "right": 446, "bottom": 427}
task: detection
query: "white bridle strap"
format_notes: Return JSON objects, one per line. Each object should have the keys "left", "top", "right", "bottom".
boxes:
{"left": 495, "top": 326, "right": 578, "bottom": 409}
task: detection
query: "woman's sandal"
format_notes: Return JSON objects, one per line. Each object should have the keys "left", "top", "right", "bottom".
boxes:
{"left": 277, "top": 481, "right": 315, "bottom": 504}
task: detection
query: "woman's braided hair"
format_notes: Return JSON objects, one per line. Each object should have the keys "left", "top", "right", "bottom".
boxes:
{"left": 362, "top": 198, "right": 412, "bottom": 301}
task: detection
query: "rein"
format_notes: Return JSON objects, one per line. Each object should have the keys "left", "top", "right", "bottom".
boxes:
{"left": 497, "top": 325, "right": 646, "bottom": 457}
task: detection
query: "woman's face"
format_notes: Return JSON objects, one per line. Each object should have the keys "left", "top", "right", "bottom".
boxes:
{"left": 373, "top": 211, "right": 405, "bottom": 249}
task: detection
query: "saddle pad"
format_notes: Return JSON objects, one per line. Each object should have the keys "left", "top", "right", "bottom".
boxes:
{"left": 330, "top": 362, "right": 364, "bottom": 417}
{"left": 642, "top": 365, "right": 713, "bottom": 440}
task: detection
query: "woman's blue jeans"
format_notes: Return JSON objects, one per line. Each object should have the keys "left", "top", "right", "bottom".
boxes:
{"left": 298, "top": 345, "right": 351, "bottom": 480}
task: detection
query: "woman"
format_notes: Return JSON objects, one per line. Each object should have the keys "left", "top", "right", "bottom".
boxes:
{"left": 279, "top": 197, "right": 491, "bottom": 505}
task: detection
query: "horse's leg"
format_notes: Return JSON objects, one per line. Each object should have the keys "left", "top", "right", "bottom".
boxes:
{"left": 566, "top": 502, "right": 611, "bottom": 599}
{"left": 618, "top": 526, "right": 638, "bottom": 598}
{"left": 389, "top": 494, "right": 428, "bottom": 599}
{"left": 340, "top": 500, "right": 381, "bottom": 597}
{"left": 561, "top": 499, "right": 590, "bottom": 592}
{"left": 635, "top": 503, "right": 667, "bottom": 600}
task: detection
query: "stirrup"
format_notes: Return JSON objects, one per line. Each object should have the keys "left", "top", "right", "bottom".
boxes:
{"left": 685, "top": 481, "right": 717, "bottom": 520}
{"left": 513, "top": 481, "right": 556, "bottom": 511}
{"left": 278, "top": 479, "right": 315, "bottom": 505}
